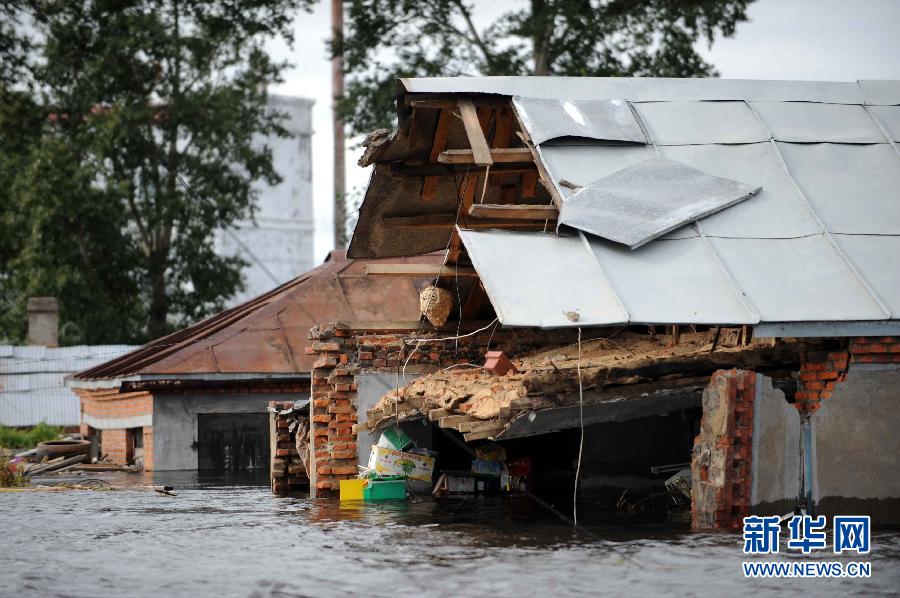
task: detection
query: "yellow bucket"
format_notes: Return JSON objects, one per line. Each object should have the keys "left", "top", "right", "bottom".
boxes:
{"left": 339, "top": 478, "right": 367, "bottom": 501}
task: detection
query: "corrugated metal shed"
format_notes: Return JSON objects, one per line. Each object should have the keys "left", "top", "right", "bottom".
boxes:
{"left": 0, "top": 345, "right": 136, "bottom": 426}
{"left": 355, "top": 77, "right": 900, "bottom": 335}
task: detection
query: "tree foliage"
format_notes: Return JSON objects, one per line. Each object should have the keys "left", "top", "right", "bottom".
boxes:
{"left": 0, "top": 0, "right": 307, "bottom": 343}
{"left": 339, "top": 0, "right": 753, "bottom": 134}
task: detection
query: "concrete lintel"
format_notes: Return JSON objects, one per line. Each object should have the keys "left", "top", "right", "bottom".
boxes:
{"left": 83, "top": 413, "right": 152, "bottom": 430}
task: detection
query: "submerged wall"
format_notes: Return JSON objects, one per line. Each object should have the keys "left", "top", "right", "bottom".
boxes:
{"left": 749, "top": 376, "right": 800, "bottom": 515}
{"left": 813, "top": 365, "right": 900, "bottom": 524}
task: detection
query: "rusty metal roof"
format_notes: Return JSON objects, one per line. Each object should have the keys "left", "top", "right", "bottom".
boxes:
{"left": 73, "top": 252, "right": 440, "bottom": 381}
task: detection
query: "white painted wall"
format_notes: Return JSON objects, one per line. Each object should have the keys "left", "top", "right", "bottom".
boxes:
{"left": 217, "top": 94, "right": 315, "bottom": 305}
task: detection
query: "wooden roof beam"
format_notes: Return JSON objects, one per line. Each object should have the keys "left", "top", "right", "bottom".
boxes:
{"left": 366, "top": 264, "right": 478, "bottom": 277}
{"left": 457, "top": 99, "right": 493, "bottom": 166}
{"left": 468, "top": 204, "right": 559, "bottom": 220}
{"left": 381, "top": 214, "right": 555, "bottom": 229}
{"left": 438, "top": 148, "right": 534, "bottom": 164}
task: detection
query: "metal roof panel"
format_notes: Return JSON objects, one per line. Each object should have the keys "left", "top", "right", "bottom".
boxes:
{"left": 832, "top": 234, "right": 900, "bottom": 316}
{"left": 587, "top": 236, "right": 757, "bottom": 324}
{"left": 752, "top": 102, "right": 887, "bottom": 143}
{"left": 458, "top": 229, "right": 628, "bottom": 328}
{"left": 708, "top": 235, "right": 887, "bottom": 321}
{"left": 659, "top": 143, "right": 821, "bottom": 238}
{"left": 557, "top": 158, "right": 760, "bottom": 249}
{"left": 858, "top": 80, "right": 900, "bottom": 105}
{"left": 868, "top": 105, "right": 900, "bottom": 141}
{"left": 778, "top": 142, "right": 900, "bottom": 234}
{"left": 634, "top": 101, "right": 768, "bottom": 145}
{"left": 538, "top": 144, "right": 655, "bottom": 197}
{"left": 401, "top": 77, "right": 864, "bottom": 104}
{"left": 513, "top": 96, "right": 645, "bottom": 145}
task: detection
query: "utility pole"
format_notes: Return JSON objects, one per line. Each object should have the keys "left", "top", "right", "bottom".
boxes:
{"left": 331, "top": 0, "right": 346, "bottom": 248}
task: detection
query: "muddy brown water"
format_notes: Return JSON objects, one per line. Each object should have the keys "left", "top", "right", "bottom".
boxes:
{"left": 2, "top": 472, "right": 898, "bottom": 597}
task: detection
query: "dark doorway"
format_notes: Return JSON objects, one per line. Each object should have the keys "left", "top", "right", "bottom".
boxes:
{"left": 197, "top": 413, "right": 269, "bottom": 471}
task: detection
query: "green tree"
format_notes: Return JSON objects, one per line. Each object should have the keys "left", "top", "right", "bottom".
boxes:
{"left": 338, "top": 0, "right": 754, "bottom": 134}
{"left": 1, "top": 0, "right": 307, "bottom": 343}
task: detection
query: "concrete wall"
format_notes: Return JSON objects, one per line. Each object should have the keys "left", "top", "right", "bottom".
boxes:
{"left": 152, "top": 393, "right": 274, "bottom": 471}
{"left": 813, "top": 364, "right": 900, "bottom": 524}
{"left": 750, "top": 374, "right": 800, "bottom": 515}
{"left": 355, "top": 372, "right": 424, "bottom": 467}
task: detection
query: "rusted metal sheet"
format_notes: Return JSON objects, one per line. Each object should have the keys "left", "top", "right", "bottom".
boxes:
{"left": 74, "top": 252, "right": 440, "bottom": 379}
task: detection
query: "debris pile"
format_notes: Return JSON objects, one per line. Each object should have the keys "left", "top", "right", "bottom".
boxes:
{"left": 365, "top": 332, "right": 802, "bottom": 441}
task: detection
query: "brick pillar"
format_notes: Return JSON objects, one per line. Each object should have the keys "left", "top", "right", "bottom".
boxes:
{"left": 691, "top": 369, "right": 756, "bottom": 530}
{"left": 143, "top": 427, "right": 154, "bottom": 471}
{"left": 308, "top": 325, "right": 360, "bottom": 494}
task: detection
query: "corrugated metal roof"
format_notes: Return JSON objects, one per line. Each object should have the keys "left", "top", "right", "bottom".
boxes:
{"left": 0, "top": 345, "right": 137, "bottom": 426}
{"left": 420, "top": 76, "right": 900, "bottom": 334}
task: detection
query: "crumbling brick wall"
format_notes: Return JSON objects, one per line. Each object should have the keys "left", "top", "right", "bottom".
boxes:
{"left": 795, "top": 337, "right": 899, "bottom": 413}
{"left": 691, "top": 369, "right": 756, "bottom": 530}
{"left": 305, "top": 323, "right": 582, "bottom": 495}
{"left": 270, "top": 400, "right": 310, "bottom": 495}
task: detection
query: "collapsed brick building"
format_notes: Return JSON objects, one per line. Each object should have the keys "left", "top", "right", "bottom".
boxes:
{"left": 69, "top": 251, "right": 437, "bottom": 481}
{"left": 270, "top": 76, "right": 900, "bottom": 528}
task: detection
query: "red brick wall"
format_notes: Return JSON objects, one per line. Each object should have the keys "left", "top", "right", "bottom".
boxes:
{"left": 76, "top": 382, "right": 309, "bottom": 471}
{"left": 76, "top": 388, "right": 153, "bottom": 422}
{"left": 691, "top": 369, "right": 756, "bottom": 530}
{"left": 99, "top": 428, "right": 129, "bottom": 465}
{"left": 795, "top": 337, "right": 899, "bottom": 413}
{"left": 306, "top": 322, "right": 583, "bottom": 495}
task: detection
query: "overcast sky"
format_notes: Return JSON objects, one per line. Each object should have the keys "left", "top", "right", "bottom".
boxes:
{"left": 267, "top": 0, "right": 900, "bottom": 264}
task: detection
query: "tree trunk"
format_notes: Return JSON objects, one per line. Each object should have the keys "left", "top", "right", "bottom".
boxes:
{"left": 531, "top": 0, "right": 551, "bottom": 75}
{"left": 147, "top": 250, "right": 168, "bottom": 339}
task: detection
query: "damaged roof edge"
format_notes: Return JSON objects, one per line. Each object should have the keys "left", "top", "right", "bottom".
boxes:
{"left": 67, "top": 371, "right": 311, "bottom": 390}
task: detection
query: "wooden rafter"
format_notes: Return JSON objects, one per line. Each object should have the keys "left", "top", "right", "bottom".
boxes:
{"left": 468, "top": 204, "right": 559, "bottom": 220}
{"left": 437, "top": 148, "right": 534, "bottom": 164}
{"left": 421, "top": 108, "right": 453, "bottom": 201}
{"left": 366, "top": 264, "right": 477, "bottom": 277}
{"left": 382, "top": 214, "right": 552, "bottom": 229}
{"left": 461, "top": 280, "right": 487, "bottom": 319}
{"left": 457, "top": 99, "right": 493, "bottom": 166}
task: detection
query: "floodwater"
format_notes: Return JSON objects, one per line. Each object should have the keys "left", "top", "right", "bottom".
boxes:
{"left": 2, "top": 472, "right": 898, "bottom": 597}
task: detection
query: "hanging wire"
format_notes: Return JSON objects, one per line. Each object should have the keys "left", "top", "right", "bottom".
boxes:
{"left": 573, "top": 326, "right": 584, "bottom": 527}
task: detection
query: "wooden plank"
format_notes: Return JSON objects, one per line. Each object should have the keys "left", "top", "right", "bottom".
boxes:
{"left": 464, "top": 428, "right": 504, "bottom": 442}
{"left": 457, "top": 419, "right": 505, "bottom": 434}
{"left": 345, "top": 320, "right": 493, "bottom": 332}
{"left": 405, "top": 95, "right": 509, "bottom": 110}
{"left": 428, "top": 408, "right": 452, "bottom": 421}
{"left": 439, "top": 415, "right": 475, "bottom": 428}
{"left": 366, "top": 263, "right": 477, "bottom": 277}
{"left": 468, "top": 204, "right": 559, "bottom": 220}
{"left": 521, "top": 171, "right": 538, "bottom": 198}
{"left": 500, "top": 185, "right": 517, "bottom": 204}
{"left": 381, "top": 214, "right": 553, "bottom": 230}
{"left": 422, "top": 108, "right": 453, "bottom": 201}
{"left": 392, "top": 163, "right": 537, "bottom": 177}
{"left": 491, "top": 107, "right": 516, "bottom": 187}
{"left": 461, "top": 281, "right": 486, "bottom": 320}
{"left": 457, "top": 99, "right": 493, "bottom": 166}
{"left": 438, "top": 148, "right": 534, "bottom": 164}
